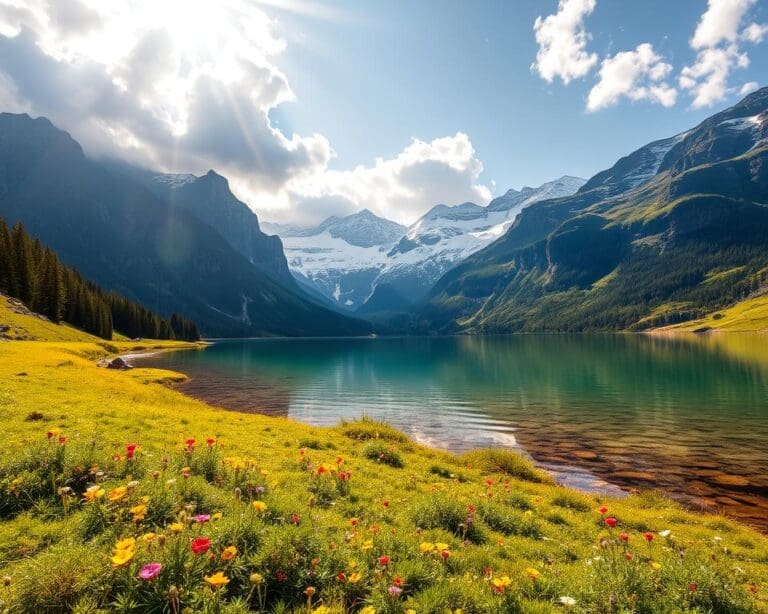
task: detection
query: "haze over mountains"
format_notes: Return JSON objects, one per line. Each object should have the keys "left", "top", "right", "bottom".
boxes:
{"left": 263, "top": 176, "right": 585, "bottom": 314}
{"left": 1, "top": 87, "right": 766, "bottom": 338}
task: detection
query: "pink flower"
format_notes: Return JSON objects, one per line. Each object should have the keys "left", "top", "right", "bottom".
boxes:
{"left": 194, "top": 514, "right": 211, "bottom": 524}
{"left": 139, "top": 563, "right": 162, "bottom": 580}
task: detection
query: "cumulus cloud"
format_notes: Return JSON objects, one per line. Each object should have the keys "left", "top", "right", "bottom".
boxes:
{"left": 532, "top": 0, "right": 598, "bottom": 84}
{"left": 587, "top": 44, "right": 676, "bottom": 111}
{"left": 681, "top": 0, "right": 764, "bottom": 108}
{"left": 283, "top": 133, "right": 492, "bottom": 226}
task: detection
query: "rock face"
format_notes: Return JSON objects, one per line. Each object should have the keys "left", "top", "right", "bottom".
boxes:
{"left": 265, "top": 177, "right": 585, "bottom": 313}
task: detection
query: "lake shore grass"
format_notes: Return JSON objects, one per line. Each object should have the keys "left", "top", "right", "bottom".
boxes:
{"left": 1, "top": 314, "right": 767, "bottom": 612}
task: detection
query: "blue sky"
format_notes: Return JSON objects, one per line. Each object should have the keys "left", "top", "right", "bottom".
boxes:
{"left": 273, "top": 0, "right": 768, "bottom": 194}
{"left": 0, "top": 0, "right": 766, "bottom": 224}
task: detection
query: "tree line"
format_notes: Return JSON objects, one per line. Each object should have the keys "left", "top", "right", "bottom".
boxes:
{"left": 0, "top": 219, "right": 200, "bottom": 341}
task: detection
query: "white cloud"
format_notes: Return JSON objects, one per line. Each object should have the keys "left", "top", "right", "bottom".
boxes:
{"left": 691, "top": 0, "right": 755, "bottom": 49}
{"left": 0, "top": 0, "right": 491, "bottom": 225}
{"left": 742, "top": 22, "right": 768, "bottom": 43}
{"left": 681, "top": 0, "right": 764, "bottom": 108}
{"left": 587, "top": 43, "right": 676, "bottom": 111}
{"left": 282, "top": 133, "right": 492, "bottom": 226}
{"left": 532, "top": 0, "right": 598, "bottom": 84}
{"left": 739, "top": 81, "right": 760, "bottom": 95}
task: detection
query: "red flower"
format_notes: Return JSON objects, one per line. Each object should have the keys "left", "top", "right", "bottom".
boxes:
{"left": 126, "top": 444, "right": 137, "bottom": 460}
{"left": 378, "top": 555, "right": 390, "bottom": 566}
{"left": 483, "top": 566, "right": 493, "bottom": 577}
{"left": 335, "top": 456, "right": 344, "bottom": 465}
{"left": 46, "top": 431, "right": 54, "bottom": 439}
{"left": 619, "top": 532, "right": 629, "bottom": 542}
{"left": 643, "top": 532, "right": 654, "bottom": 542}
{"left": 393, "top": 575, "right": 404, "bottom": 586}
{"left": 605, "top": 517, "right": 618, "bottom": 528}
{"left": 317, "top": 466, "right": 327, "bottom": 475}
{"left": 290, "top": 513, "right": 301, "bottom": 525}
{"left": 276, "top": 571, "right": 287, "bottom": 582}
{"left": 689, "top": 582, "right": 698, "bottom": 592}
{"left": 598, "top": 506, "right": 608, "bottom": 515}
{"left": 190, "top": 537, "right": 211, "bottom": 555}
{"left": 336, "top": 572, "right": 346, "bottom": 581}
{"left": 624, "top": 552, "right": 634, "bottom": 560}
{"left": 383, "top": 500, "right": 390, "bottom": 509}
{"left": 484, "top": 478, "right": 493, "bottom": 487}
{"left": 440, "top": 550, "right": 450, "bottom": 560}
{"left": 206, "top": 438, "right": 216, "bottom": 447}
{"left": 185, "top": 438, "right": 196, "bottom": 450}
{"left": 467, "top": 504, "right": 476, "bottom": 514}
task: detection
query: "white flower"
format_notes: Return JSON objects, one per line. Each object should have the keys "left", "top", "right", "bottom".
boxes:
{"left": 659, "top": 530, "right": 671, "bottom": 537}
{"left": 713, "top": 536, "right": 723, "bottom": 542}
{"left": 559, "top": 596, "right": 577, "bottom": 606}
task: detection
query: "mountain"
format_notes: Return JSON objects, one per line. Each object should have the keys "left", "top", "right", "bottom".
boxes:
{"left": 265, "top": 177, "right": 584, "bottom": 313}
{"left": 0, "top": 112, "right": 370, "bottom": 337}
{"left": 418, "top": 88, "right": 768, "bottom": 333}
{"left": 113, "top": 166, "right": 294, "bottom": 286}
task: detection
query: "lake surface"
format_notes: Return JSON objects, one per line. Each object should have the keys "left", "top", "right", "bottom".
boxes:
{"left": 140, "top": 334, "right": 768, "bottom": 529}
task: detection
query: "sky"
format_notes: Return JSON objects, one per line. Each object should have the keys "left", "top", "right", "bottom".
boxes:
{"left": 0, "top": 0, "right": 766, "bottom": 226}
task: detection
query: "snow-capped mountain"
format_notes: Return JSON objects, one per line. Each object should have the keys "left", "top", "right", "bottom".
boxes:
{"left": 264, "top": 176, "right": 585, "bottom": 313}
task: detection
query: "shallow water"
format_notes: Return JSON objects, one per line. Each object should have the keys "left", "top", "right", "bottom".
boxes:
{"left": 140, "top": 334, "right": 768, "bottom": 529}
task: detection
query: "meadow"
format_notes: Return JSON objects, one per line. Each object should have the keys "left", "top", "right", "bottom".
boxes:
{"left": 0, "top": 301, "right": 767, "bottom": 613}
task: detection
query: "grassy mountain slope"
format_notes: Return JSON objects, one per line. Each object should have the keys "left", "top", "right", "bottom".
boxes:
{"left": 0, "top": 113, "right": 370, "bottom": 338}
{"left": 418, "top": 89, "right": 768, "bottom": 333}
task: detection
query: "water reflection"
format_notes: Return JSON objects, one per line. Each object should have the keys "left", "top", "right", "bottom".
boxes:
{"left": 141, "top": 334, "right": 768, "bottom": 528}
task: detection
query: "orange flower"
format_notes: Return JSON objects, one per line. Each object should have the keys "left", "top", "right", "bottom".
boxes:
{"left": 221, "top": 545, "right": 237, "bottom": 561}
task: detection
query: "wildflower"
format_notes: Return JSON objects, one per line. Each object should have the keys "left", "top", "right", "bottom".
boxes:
{"left": 84, "top": 485, "right": 104, "bottom": 502}
{"left": 206, "top": 438, "right": 216, "bottom": 446}
{"left": 212, "top": 512, "right": 222, "bottom": 521}
{"left": 130, "top": 504, "right": 147, "bottom": 522}
{"left": 185, "top": 438, "right": 196, "bottom": 450}
{"left": 441, "top": 549, "right": 451, "bottom": 560}
{"left": 169, "top": 522, "right": 183, "bottom": 533}
{"left": 126, "top": 443, "right": 138, "bottom": 460}
{"left": 526, "top": 568, "right": 541, "bottom": 581}
{"left": 291, "top": 513, "right": 301, "bottom": 524}
{"left": 559, "top": 596, "right": 576, "bottom": 607}
{"left": 252, "top": 501, "right": 267, "bottom": 513}
{"left": 46, "top": 431, "right": 54, "bottom": 439}
{"left": 336, "top": 571, "right": 346, "bottom": 581}
{"left": 619, "top": 532, "right": 629, "bottom": 542}
{"left": 336, "top": 456, "right": 344, "bottom": 465}
{"left": 276, "top": 571, "right": 287, "bottom": 582}
{"left": 3, "top": 576, "right": 10, "bottom": 587}
{"left": 304, "top": 586, "right": 316, "bottom": 597}
{"left": 659, "top": 530, "right": 671, "bottom": 537}
{"left": 140, "top": 532, "right": 157, "bottom": 542}
{"left": 643, "top": 532, "right": 654, "bottom": 542}
{"left": 138, "top": 563, "right": 162, "bottom": 580}
{"left": 111, "top": 548, "right": 134, "bottom": 567}
{"left": 689, "top": 582, "right": 698, "bottom": 592}
{"left": 604, "top": 517, "right": 618, "bottom": 528}
{"left": 58, "top": 436, "right": 66, "bottom": 444}
{"left": 204, "top": 571, "right": 229, "bottom": 589}
{"left": 624, "top": 552, "right": 634, "bottom": 560}
{"left": 348, "top": 572, "right": 363, "bottom": 583}
{"left": 180, "top": 467, "right": 191, "bottom": 478}
{"left": 434, "top": 542, "right": 449, "bottom": 552}
{"left": 388, "top": 585, "right": 403, "bottom": 597}
{"left": 250, "top": 573, "right": 264, "bottom": 585}
{"left": 650, "top": 562, "right": 661, "bottom": 571}
{"left": 392, "top": 576, "right": 404, "bottom": 587}
{"left": 221, "top": 545, "right": 237, "bottom": 561}
{"left": 383, "top": 500, "right": 390, "bottom": 509}
{"left": 378, "top": 555, "right": 391, "bottom": 566}
{"left": 598, "top": 506, "right": 608, "bottom": 515}
{"left": 491, "top": 575, "right": 512, "bottom": 593}
{"left": 420, "top": 542, "right": 435, "bottom": 553}
{"left": 115, "top": 537, "right": 136, "bottom": 551}
{"left": 350, "top": 517, "right": 359, "bottom": 527}
{"left": 360, "top": 608, "right": 376, "bottom": 614}
{"left": 194, "top": 514, "right": 211, "bottom": 524}
{"left": 191, "top": 537, "right": 211, "bottom": 555}
{"left": 108, "top": 486, "right": 127, "bottom": 503}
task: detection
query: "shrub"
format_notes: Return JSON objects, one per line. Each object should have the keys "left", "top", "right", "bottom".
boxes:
{"left": 412, "top": 495, "right": 487, "bottom": 544}
{"left": 460, "top": 449, "right": 549, "bottom": 484}
{"left": 338, "top": 417, "right": 409, "bottom": 443}
{"left": 477, "top": 501, "right": 542, "bottom": 538}
{"left": 362, "top": 442, "right": 404, "bottom": 468}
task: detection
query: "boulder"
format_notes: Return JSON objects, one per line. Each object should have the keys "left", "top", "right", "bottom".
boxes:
{"left": 105, "top": 356, "right": 133, "bottom": 370}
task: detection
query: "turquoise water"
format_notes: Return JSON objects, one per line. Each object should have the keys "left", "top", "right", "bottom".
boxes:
{"left": 141, "top": 334, "right": 768, "bottom": 528}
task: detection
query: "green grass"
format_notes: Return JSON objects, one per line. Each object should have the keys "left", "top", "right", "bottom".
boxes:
{"left": 661, "top": 293, "right": 768, "bottom": 333}
{"left": 0, "top": 317, "right": 767, "bottom": 612}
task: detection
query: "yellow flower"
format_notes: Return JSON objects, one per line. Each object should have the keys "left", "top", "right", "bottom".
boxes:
{"left": 313, "top": 608, "right": 331, "bottom": 614}
{"left": 221, "top": 545, "right": 237, "bottom": 561}
{"left": 140, "top": 532, "right": 157, "bottom": 542}
{"left": 140, "top": 495, "right": 150, "bottom": 504}
{"left": 250, "top": 572, "right": 264, "bottom": 585}
{"left": 434, "top": 542, "right": 449, "bottom": 552}
{"left": 650, "top": 562, "right": 662, "bottom": 571}
{"left": 114, "top": 537, "right": 136, "bottom": 551}
{"left": 108, "top": 486, "right": 127, "bottom": 502}
{"left": 84, "top": 485, "right": 104, "bottom": 502}
{"left": 130, "top": 504, "right": 147, "bottom": 521}
{"left": 525, "top": 568, "right": 541, "bottom": 581}
{"left": 212, "top": 512, "right": 223, "bottom": 521}
{"left": 180, "top": 466, "right": 191, "bottom": 476}
{"left": 361, "top": 539, "right": 373, "bottom": 551}
{"left": 111, "top": 549, "right": 134, "bottom": 567}
{"left": 252, "top": 501, "right": 267, "bottom": 513}
{"left": 419, "top": 542, "right": 435, "bottom": 553}
{"left": 260, "top": 469, "right": 269, "bottom": 477}
{"left": 169, "top": 522, "right": 184, "bottom": 533}
{"left": 348, "top": 571, "right": 363, "bottom": 583}
{"left": 492, "top": 575, "right": 512, "bottom": 590}
{"left": 204, "top": 571, "right": 230, "bottom": 589}
{"left": 360, "top": 607, "right": 376, "bottom": 614}
{"left": 407, "top": 610, "right": 417, "bottom": 614}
